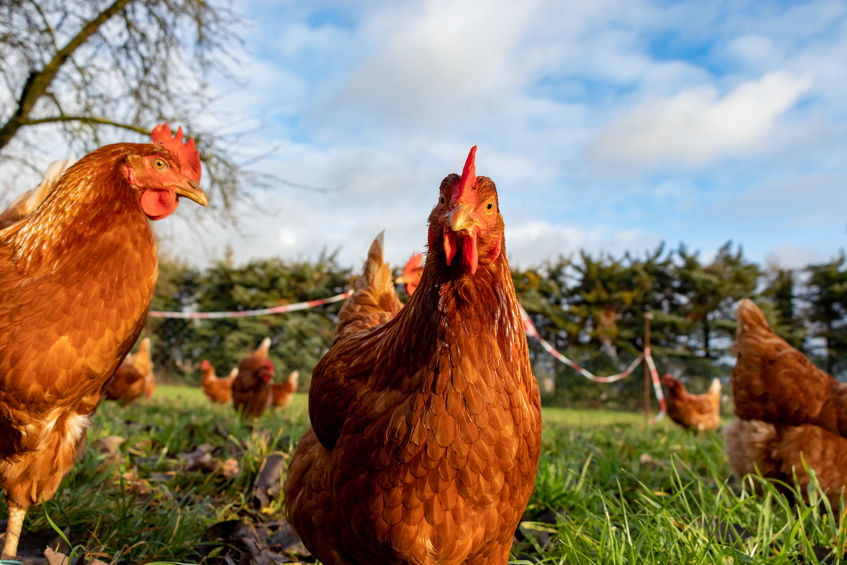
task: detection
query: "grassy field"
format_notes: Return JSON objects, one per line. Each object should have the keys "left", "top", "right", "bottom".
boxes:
{"left": 3, "top": 385, "right": 845, "bottom": 564}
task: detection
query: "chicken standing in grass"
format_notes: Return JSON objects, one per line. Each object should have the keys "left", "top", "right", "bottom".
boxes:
{"left": 232, "top": 337, "right": 275, "bottom": 418}
{"left": 271, "top": 370, "right": 299, "bottom": 409}
{"left": 105, "top": 337, "right": 155, "bottom": 405}
{"left": 0, "top": 124, "right": 207, "bottom": 559}
{"left": 663, "top": 374, "right": 721, "bottom": 432}
{"left": 200, "top": 360, "right": 237, "bottom": 404}
{"left": 725, "top": 299, "right": 847, "bottom": 503}
{"left": 285, "top": 147, "right": 542, "bottom": 564}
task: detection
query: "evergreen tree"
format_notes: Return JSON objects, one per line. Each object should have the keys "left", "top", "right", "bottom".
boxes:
{"left": 805, "top": 252, "right": 847, "bottom": 376}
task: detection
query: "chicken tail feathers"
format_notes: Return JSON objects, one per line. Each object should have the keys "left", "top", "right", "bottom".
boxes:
{"left": 334, "top": 231, "right": 403, "bottom": 340}
{"left": 709, "top": 378, "right": 721, "bottom": 397}
{"left": 357, "top": 231, "right": 393, "bottom": 295}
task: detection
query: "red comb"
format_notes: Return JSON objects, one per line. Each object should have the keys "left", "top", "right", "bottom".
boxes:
{"left": 452, "top": 145, "right": 477, "bottom": 203}
{"left": 151, "top": 123, "right": 202, "bottom": 183}
{"left": 403, "top": 253, "right": 423, "bottom": 276}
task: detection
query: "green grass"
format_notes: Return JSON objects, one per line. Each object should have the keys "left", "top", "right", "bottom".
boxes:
{"left": 3, "top": 387, "right": 844, "bottom": 564}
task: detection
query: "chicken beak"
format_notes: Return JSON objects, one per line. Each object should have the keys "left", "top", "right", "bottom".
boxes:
{"left": 175, "top": 180, "right": 208, "bottom": 207}
{"left": 443, "top": 204, "right": 479, "bottom": 274}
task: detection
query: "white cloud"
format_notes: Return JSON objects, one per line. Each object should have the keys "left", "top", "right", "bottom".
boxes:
{"left": 587, "top": 71, "right": 814, "bottom": 174}
{"left": 506, "top": 219, "right": 663, "bottom": 268}
{"left": 765, "top": 243, "right": 832, "bottom": 270}
{"left": 6, "top": 0, "right": 847, "bottom": 278}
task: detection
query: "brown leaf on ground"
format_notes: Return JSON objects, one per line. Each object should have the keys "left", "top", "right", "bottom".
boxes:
{"left": 199, "top": 520, "right": 269, "bottom": 565}
{"left": 178, "top": 443, "right": 216, "bottom": 472}
{"left": 252, "top": 453, "right": 287, "bottom": 510}
{"left": 199, "top": 519, "right": 313, "bottom": 564}
{"left": 44, "top": 547, "right": 109, "bottom": 565}
{"left": 268, "top": 522, "right": 312, "bottom": 560}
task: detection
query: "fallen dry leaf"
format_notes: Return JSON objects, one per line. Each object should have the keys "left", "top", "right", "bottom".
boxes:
{"left": 252, "top": 454, "right": 286, "bottom": 510}
{"left": 178, "top": 443, "right": 216, "bottom": 472}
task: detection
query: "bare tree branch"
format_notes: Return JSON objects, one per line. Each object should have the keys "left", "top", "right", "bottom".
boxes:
{"left": 0, "top": 0, "right": 134, "bottom": 149}
{"left": 19, "top": 115, "right": 149, "bottom": 135}
{"left": 0, "top": 0, "right": 248, "bottom": 211}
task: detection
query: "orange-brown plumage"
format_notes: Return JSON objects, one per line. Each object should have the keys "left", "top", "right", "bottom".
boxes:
{"left": 730, "top": 299, "right": 847, "bottom": 436}
{"left": 663, "top": 374, "right": 721, "bottom": 432}
{"left": 271, "top": 370, "right": 299, "bottom": 409}
{"left": 104, "top": 337, "right": 154, "bottom": 405}
{"left": 726, "top": 299, "right": 847, "bottom": 504}
{"left": 0, "top": 125, "right": 207, "bottom": 558}
{"left": 284, "top": 147, "right": 542, "bottom": 565}
{"left": 200, "top": 360, "right": 237, "bottom": 404}
{"left": 725, "top": 419, "right": 847, "bottom": 503}
{"left": 232, "top": 337, "right": 275, "bottom": 418}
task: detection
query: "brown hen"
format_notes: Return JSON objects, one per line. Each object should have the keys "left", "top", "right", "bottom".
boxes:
{"left": 201, "top": 360, "right": 237, "bottom": 404}
{"left": 284, "top": 146, "right": 542, "bottom": 565}
{"left": 726, "top": 299, "right": 847, "bottom": 504}
{"left": 271, "top": 370, "right": 299, "bottom": 409}
{"left": 104, "top": 337, "right": 154, "bottom": 405}
{"left": 730, "top": 298, "right": 847, "bottom": 436}
{"left": 0, "top": 124, "right": 206, "bottom": 558}
{"left": 232, "top": 337, "right": 275, "bottom": 418}
{"left": 663, "top": 374, "right": 721, "bottom": 432}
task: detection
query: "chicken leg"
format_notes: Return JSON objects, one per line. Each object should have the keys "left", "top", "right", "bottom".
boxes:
{"left": 2, "top": 502, "right": 25, "bottom": 559}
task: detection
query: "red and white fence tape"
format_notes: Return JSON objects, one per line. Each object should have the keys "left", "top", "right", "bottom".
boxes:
{"left": 148, "top": 291, "right": 352, "bottom": 319}
{"left": 149, "top": 292, "right": 667, "bottom": 419}
{"left": 644, "top": 348, "right": 667, "bottom": 420}
{"left": 521, "top": 306, "right": 666, "bottom": 420}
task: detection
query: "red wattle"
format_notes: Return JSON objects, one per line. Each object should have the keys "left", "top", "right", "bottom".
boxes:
{"left": 141, "top": 189, "right": 178, "bottom": 220}
{"left": 463, "top": 233, "right": 478, "bottom": 275}
{"left": 443, "top": 228, "right": 457, "bottom": 266}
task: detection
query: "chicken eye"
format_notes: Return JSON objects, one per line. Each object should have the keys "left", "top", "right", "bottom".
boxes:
{"left": 439, "top": 195, "right": 446, "bottom": 205}
{"left": 486, "top": 201, "right": 494, "bottom": 211}
{"left": 153, "top": 158, "right": 168, "bottom": 171}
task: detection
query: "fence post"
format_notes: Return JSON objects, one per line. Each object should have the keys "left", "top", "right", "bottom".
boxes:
{"left": 644, "top": 312, "right": 653, "bottom": 428}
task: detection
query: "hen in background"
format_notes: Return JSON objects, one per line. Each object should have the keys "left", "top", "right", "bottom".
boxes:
{"left": 0, "top": 155, "right": 74, "bottom": 229}
{"left": 104, "top": 337, "right": 154, "bottom": 405}
{"left": 285, "top": 147, "right": 542, "bottom": 564}
{"left": 201, "top": 360, "right": 237, "bottom": 404}
{"left": 726, "top": 299, "right": 847, "bottom": 504}
{"left": 232, "top": 337, "right": 275, "bottom": 418}
{"left": 271, "top": 370, "right": 299, "bottom": 409}
{"left": 730, "top": 299, "right": 847, "bottom": 435}
{"left": 0, "top": 124, "right": 207, "bottom": 559}
{"left": 663, "top": 374, "right": 721, "bottom": 432}
{"left": 394, "top": 251, "right": 423, "bottom": 297}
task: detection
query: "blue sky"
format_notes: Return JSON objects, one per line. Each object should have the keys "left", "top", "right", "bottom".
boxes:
{"left": 127, "top": 1, "right": 847, "bottom": 269}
